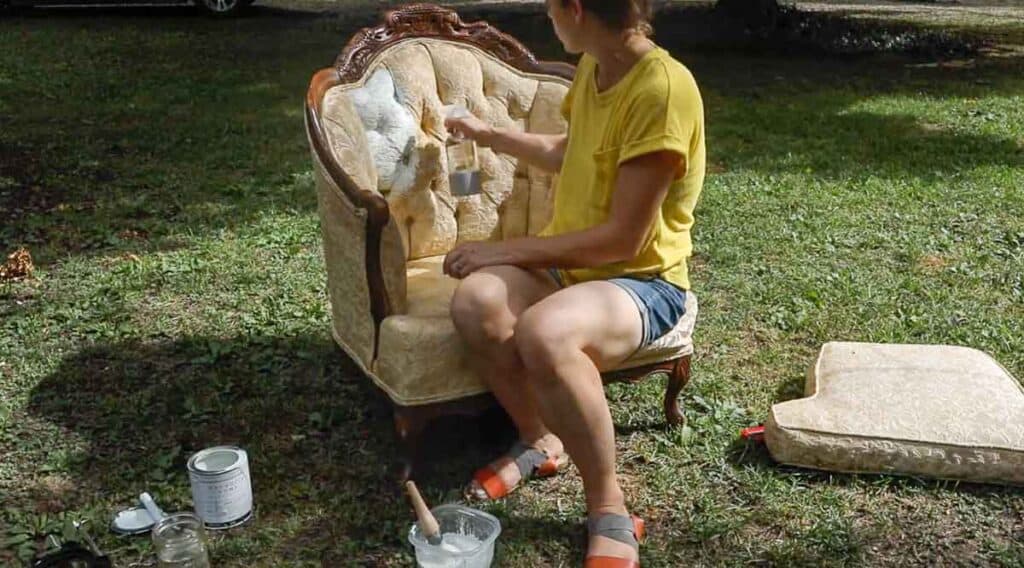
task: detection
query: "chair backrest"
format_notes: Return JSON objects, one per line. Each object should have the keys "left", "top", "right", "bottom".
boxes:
{"left": 318, "top": 9, "right": 573, "bottom": 261}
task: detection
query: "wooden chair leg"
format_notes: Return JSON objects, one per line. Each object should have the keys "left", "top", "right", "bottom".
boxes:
{"left": 663, "top": 354, "right": 692, "bottom": 426}
{"left": 393, "top": 407, "right": 426, "bottom": 482}
{"left": 390, "top": 394, "right": 498, "bottom": 482}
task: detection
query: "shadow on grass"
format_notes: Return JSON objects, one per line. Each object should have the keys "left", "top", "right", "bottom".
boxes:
{"left": 0, "top": 8, "right": 365, "bottom": 265}
{"left": 449, "top": 5, "right": 1024, "bottom": 182}
{"left": 23, "top": 332, "right": 708, "bottom": 562}
{"left": 2, "top": 2, "right": 1023, "bottom": 265}
{"left": 725, "top": 427, "right": 1024, "bottom": 500}
{"left": 25, "top": 334, "right": 518, "bottom": 561}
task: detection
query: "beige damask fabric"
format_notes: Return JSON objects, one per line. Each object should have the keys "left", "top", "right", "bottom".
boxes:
{"left": 311, "top": 153, "right": 376, "bottom": 371}
{"left": 370, "top": 256, "right": 698, "bottom": 405}
{"left": 766, "top": 342, "right": 1024, "bottom": 485}
{"left": 314, "top": 38, "right": 699, "bottom": 406}
{"left": 325, "top": 39, "right": 569, "bottom": 261}
{"left": 315, "top": 38, "right": 568, "bottom": 376}
{"left": 371, "top": 256, "right": 484, "bottom": 405}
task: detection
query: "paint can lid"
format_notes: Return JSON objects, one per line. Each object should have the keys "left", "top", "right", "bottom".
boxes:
{"left": 187, "top": 446, "right": 246, "bottom": 474}
{"left": 110, "top": 506, "right": 159, "bottom": 536}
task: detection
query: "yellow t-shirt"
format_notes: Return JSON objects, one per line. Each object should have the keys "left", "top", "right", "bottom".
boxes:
{"left": 541, "top": 47, "right": 706, "bottom": 290}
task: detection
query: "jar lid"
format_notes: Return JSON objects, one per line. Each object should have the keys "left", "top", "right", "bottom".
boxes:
{"left": 110, "top": 506, "right": 158, "bottom": 536}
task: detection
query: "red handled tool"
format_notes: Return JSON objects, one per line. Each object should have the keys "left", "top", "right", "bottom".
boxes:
{"left": 740, "top": 424, "right": 766, "bottom": 442}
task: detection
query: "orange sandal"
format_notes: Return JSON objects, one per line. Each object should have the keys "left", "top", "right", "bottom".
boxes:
{"left": 583, "top": 513, "right": 645, "bottom": 568}
{"left": 468, "top": 441, "right": 565, "bottom": 500}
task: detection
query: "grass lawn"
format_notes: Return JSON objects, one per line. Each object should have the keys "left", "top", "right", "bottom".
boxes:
{"left": 2, "top": 2, "right": 1023, "bottom": 566}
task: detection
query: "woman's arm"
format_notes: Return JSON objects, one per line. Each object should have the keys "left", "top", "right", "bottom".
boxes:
{"left": 443, "top": 150, "right": 681, "bottom": 278}
{"left": 445, "top": 115, "right": 567, "bottom": 173}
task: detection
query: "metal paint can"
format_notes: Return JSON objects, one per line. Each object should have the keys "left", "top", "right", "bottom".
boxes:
{"left": 187, "top": 446, "right": 253, "bottom": 529}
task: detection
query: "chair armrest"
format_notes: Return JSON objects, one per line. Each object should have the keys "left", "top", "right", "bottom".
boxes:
{"left": 306, "top": 68, "right": 407, "bottom": 367}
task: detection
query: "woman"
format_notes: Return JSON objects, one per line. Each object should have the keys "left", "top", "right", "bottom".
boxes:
{"left": 444, "top": 0, "right": 705, "bottom": 565}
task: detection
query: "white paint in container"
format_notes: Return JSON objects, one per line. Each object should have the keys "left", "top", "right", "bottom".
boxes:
{"left": 187, "top": 446, "right": 253, "bottom": 529}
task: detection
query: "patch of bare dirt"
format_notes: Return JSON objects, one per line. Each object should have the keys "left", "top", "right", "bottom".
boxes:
{"left": 917, "top": 254, "right": 950, "bottom": 272}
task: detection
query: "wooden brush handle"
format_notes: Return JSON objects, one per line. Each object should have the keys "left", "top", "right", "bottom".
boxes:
{"left": 405, "top": 481, "right": 440, "bottom": 538}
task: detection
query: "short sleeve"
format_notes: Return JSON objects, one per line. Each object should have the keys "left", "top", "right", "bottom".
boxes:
{"left": 560, "top": 87, "right": 574, "bottom": 122}
{"left": 559, "top": 55, "right": 592, "bottom": 123}
{"left": 616, "top": 63, "right": 699, "bottom": 174}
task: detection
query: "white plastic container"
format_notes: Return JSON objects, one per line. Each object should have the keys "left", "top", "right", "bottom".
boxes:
{"left": 408, "top": 504, "right": 501, "bottom": 568}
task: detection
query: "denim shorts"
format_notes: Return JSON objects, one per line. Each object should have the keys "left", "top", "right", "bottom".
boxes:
{"left": 548, "top": 269, "right": 687, "bottom": 348}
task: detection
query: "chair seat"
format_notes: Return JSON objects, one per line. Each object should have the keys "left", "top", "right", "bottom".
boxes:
{"left": 371, "top": 256, "right": 698, "bottom": 406}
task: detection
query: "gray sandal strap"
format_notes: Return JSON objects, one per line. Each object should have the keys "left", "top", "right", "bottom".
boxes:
{"left": 588, "top": 514, "right": 639, "bottom": 550}
{"left": 508, "top": 441, "right": 550, "bottom": 478}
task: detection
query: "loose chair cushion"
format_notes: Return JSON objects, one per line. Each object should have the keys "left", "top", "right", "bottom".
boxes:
{"left": 765, "top": 342, "right": 1024, "bottom": 485}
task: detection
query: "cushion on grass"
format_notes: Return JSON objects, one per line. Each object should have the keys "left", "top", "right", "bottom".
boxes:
{"left": 765, "top": 342, "right": 1024, "bottom": 485}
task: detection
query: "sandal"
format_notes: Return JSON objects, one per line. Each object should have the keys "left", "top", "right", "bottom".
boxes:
{"left": 583, "top": 513, "right": 645, "bottom": 568}
{"left": 467, "top": 440, "right": 567, "bottom": 500}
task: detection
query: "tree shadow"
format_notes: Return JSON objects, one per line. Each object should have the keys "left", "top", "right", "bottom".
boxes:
{"left": 461, "top": 3, "right": 1024, "bottom": 181}
{"left": 24, "top": 330, "right": 693, "bottom": 562}
{"left": 3, "top": 1, "right": 1022, "bottom": 265}
{"left": 25, "top": 334, "right": 383, "bottom": 488}
{"left": 0, "top": 8, "right": 358, "bottom": 265}
{"left": 703, "top": 75, "right": 1024, "bottom": 181}
{"left": 24, "top": 333, "right": 516, "bottom": 563}
{"left": 726, "top": 432, "right": 1024, "bottom": 499}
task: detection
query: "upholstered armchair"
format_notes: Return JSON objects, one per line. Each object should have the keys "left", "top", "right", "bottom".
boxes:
{"left": 304, "top": 4, "right": 698, "bottom": 473}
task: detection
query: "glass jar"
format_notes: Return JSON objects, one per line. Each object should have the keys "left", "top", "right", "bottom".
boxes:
{"left": 445, "top": 105, "right": 481, "bottom": 196}
{"left": 152, "top": 513, "right": 211, "bottom": 568}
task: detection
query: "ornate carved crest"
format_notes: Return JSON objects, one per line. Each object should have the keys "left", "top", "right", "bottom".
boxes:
{"left": 335, "top": 3, "right": 548, "bottom": 83}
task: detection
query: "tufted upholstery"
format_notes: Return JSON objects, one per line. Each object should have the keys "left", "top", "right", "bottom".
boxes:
{"left": 311, "top": 37, "right": 699, "bottom": 406}
{"left": 765, "top": 342, "right": 1024, "bottom": 485}
{"left": 323, "top": 40, "right": 567, "bottom": 261}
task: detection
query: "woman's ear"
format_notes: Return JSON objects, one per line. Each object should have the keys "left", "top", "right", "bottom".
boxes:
{"left": 566, "top": 0, "right": 584, "bottom": 23}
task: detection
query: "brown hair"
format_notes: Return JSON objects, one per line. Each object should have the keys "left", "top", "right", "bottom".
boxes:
{"left": 563, "top": 0, "right": 653, "bottom": 35}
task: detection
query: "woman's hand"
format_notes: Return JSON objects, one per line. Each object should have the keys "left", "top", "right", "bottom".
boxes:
{"left": 444, "top": 114, "right": 494, "bottom": 147}
{"left": 443, "top": 241, "right": 511, "bottom": 279}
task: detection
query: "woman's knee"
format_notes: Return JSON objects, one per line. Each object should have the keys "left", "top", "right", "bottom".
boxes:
{"left": 450, "top": 273, "right": 517, "bottom": 344}
{"left": 514, "top": 307, "right": 579, "bottom": 378}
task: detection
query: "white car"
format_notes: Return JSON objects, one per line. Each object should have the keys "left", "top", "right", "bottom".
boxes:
{"left": 3, "top": 0, "right": 254, "bottom": 15}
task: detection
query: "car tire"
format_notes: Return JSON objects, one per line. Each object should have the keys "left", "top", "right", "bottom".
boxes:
{"left": 194, "top": 0, "right": 247, "bottom": 16}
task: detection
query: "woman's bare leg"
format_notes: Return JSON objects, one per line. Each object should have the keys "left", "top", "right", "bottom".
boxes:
{"left": 450, "top": 265, "right": 564, "bottom": 493}
{"left": 514, "top": 281, "right": 644, "bottom": 561}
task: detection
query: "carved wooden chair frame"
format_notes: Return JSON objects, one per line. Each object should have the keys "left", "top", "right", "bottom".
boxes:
{"left": 304, "top": 3, "right": 692, "bottom": 477}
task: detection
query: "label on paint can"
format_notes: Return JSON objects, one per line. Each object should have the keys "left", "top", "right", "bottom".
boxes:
{"left": 187, "top": 446, "right": 253, "bottom": 529}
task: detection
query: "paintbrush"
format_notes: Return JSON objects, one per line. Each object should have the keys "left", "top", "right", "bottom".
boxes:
{"left": 405, "top": 481, "right": 443, "bottom": 546}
